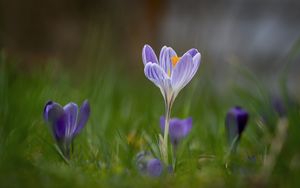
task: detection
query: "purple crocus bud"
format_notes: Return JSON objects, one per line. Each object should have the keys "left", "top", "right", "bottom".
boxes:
{"left": 43, "top": 100, "right": 90, "bottom": 158}
{"left": 160, "top": 117, "right": 192, "bottom": 147}
{"left": 225, "top": 106, "right": 249, "bottom": 145}
{"left": 272, "top": 97, "right": 286, "bottom": 117}
{"left": 136, "top": 151, "right": 163, "bottom": 177}
{"left": 142, "top": 45, "right": 201, "bottom": 104}
{"left": 147, "top": 159, "right": 163, "bottom": 177}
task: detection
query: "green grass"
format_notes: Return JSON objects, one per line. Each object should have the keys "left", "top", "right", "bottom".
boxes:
{"left": 0, "top": 48, "right": 300, "bottom": 188}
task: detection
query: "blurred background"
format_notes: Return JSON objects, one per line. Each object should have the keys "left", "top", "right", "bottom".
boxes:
{"left": 1, "top": 0, "right": 300, "bottom": 95}
{"left": 1, "top": 1, "right": 300, "bottom": 187}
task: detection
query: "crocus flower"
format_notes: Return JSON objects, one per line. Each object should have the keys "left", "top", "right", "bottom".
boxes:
{"left": 43, "top": 100, "right": 90, "bottom": 159}
{"left": 136, "top": 151, "right": 163, "bottom": 177}
{"left": 160, "top": 116, "right": 192, "bottom": 148}
{"left": 142, "top": 45, "right": 201, "bottom": 105}
{"left": 142, "top": 44, "right": 201, "bottom": 164}
{"left": 225, "top": 106, "right": 249, "bottom": 148}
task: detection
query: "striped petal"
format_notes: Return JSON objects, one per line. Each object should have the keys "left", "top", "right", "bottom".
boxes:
{"left": 191, "top": 51, "right": 201, "bottom": 77}
{"left": 171, "top": 53, "right": 194, "bottom": 93}
{"left": 169, "top": 47, "right": 177, "bottom": 57}
{"left": 159, "top": 46, "right": 177, "bottom": 76}
{"left": 142, "top": 44, "right": 158, "bottom": 65}
{"left": 183, "top": 48, "right": 201, "bottom": 78}
{"left": 144, "top": 63, "right": 171, "bottom": 95}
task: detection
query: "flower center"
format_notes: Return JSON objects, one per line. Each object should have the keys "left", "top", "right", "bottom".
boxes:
{"left": 171, "top": 56, "right": 180, "bottom": 67}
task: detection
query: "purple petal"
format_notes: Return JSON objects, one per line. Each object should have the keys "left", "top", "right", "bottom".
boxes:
{"left": 144, "top": 63, "right": 170, "bottom": 91}
{"left": 160, "top": 117, "right": 193, "bottom": 142}
{"left": 63, "top": 103, "right": 78, "bottom": 138}
{"left": 44, "top": 101, "right": 64, "bottom": 124}
{"left": 187, "top": 48, "right": 199, "bottom": 57}
{"left": 171, "top": 53, "right": 194, "bottom": 92}
{"left": 74, "top": 100, "right": 90, "bottom": 135}
{"left": 44, "top": 101, "right": 67, "bottom": 140}
{"left": 160, "top": 116, "right": 165, "bottom": 133}
{"left": 235, "top": 108, "right": 248, "bottom": 134}
{"left": 54, "top": 112, "right": 68, "bottom": 140}
{"left": 147, "top": 158, "right": 163, "bottom": 177}
{"left": 43, "top": 100, "right": 53, "bottom": 121}
{"left": 183, "top": 117, "right": 193, "bottom": 136}
{"left": 142, "top": 45, "right": 158, "bottom": 66}
{"left": 169, "top": 118, "right": 185, "bottom": 139}
{"left": 169, "top": 118, "right": 192, "bottom": 139}
{"left": 225, "top": 106, "right": 249, "bottom": 143}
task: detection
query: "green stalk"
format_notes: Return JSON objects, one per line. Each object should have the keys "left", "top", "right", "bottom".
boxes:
{"left": 162, "top": 97, "right": 173, "bottom": 165}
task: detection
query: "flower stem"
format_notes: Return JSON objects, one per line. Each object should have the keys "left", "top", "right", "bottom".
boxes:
{"left": 162, "top": 99, "right": 172, "bottom": 164}
{"left": 54, "top": 144, "right": 70, "bottom": 165}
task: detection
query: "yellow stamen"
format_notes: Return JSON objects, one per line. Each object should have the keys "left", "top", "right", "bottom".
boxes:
{"left": 171, "top": 56, "right": 180, "bottom": 67}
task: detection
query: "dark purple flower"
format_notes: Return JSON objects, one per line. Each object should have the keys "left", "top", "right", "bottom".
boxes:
{"left": 43, "top": 100, "right": 90, "bottom": 158}
{"left": 160, "top": 117, "right": 192, "bottom": 147}
{"left": 272, "top": 97, "right": 286, "bottom": 117}
{"left": 225, "top": 106, "right": 249, "bottom": 145}
{"left": 136, "top": 151, "right": 163, "bottom": 177}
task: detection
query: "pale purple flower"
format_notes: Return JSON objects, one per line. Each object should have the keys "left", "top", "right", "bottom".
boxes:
{"left": 160, "top": 117, "right": 192, "bottom": 147}
{"left": 225, "top": 106, "right": 249, "bottom": 145}
{"left": 142, "top": 44, "right": 200, "bottom": 164}
{"left": 147, "top": 159, "right": 163, "bottom": 177}
{"left": 142, "top": 44, "right": 201, "bottom": 103}
{"left": 43, "top": 100, "right": 90, "bottom": 158}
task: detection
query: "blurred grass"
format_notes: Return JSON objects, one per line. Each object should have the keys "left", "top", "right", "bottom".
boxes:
{"left": 0, "top": 44, "right": 299, "bottom": 188}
